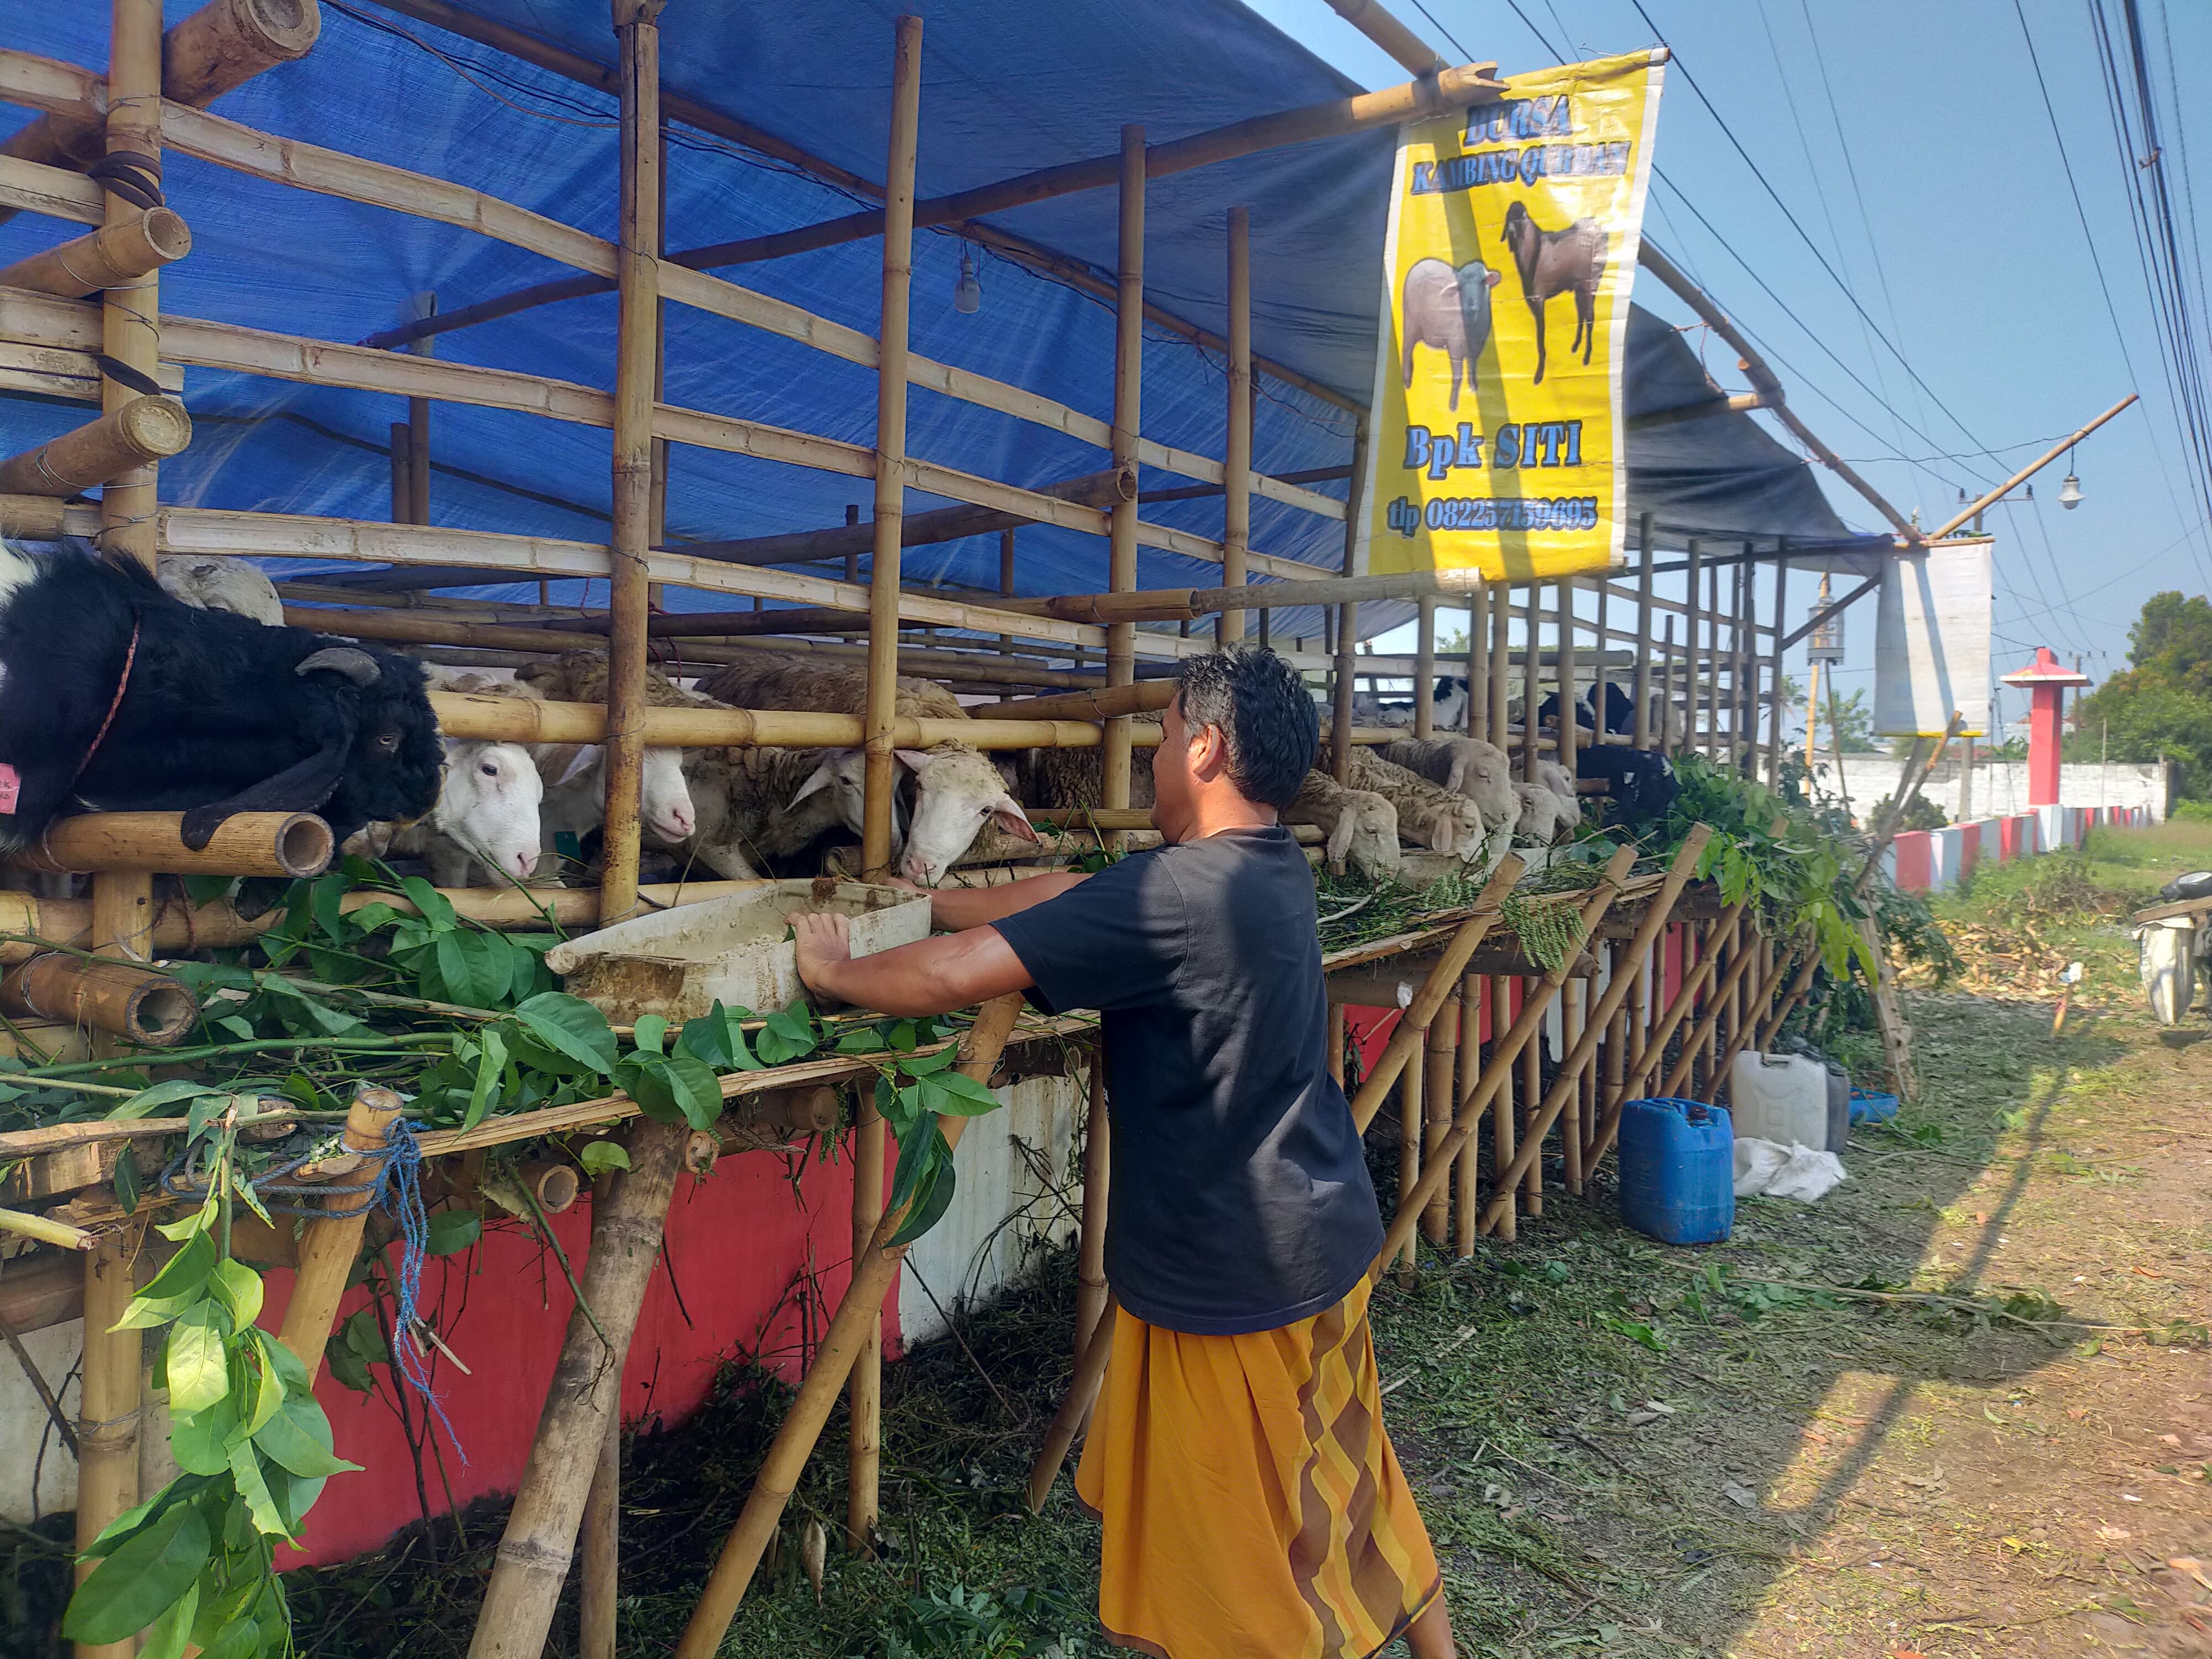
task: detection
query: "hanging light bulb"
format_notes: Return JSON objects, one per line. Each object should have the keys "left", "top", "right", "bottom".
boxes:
{"left": 954, "top": 247, "right": 982, "bottom": 314}
{"left": 2058, "top": 445, "right": 2083, "bottom": 508}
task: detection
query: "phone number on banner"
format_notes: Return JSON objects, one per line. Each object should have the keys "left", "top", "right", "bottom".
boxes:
{"left": 1385, "top": 494, "right": 1600, "bottom": 535}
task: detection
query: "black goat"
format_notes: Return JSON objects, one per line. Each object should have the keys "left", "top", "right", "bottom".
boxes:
{"left": 1573, "top": 745, "right": 1678, "bottom": 828}
{"left": 0, "top": 542, "right": 441, "bottom": 853}
{"left": 1536, "top": 682, "right": 1636, "bottom": 735}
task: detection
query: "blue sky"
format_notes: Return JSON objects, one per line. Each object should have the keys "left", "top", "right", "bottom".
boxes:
{"left": 1247, "top": 0, "right": 2211, "bottom": 737}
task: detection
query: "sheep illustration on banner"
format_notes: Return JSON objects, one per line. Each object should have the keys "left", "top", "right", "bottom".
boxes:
{"left": 1359, "top": 50, "right": 1666, "bottom": 583}
{"left": 1873, "top": 536, "right": 1994, "bottom": 738}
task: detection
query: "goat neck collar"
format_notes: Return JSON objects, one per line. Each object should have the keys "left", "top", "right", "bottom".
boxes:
{"left": 70, "top": 616, "right": 140, "bottom": 787}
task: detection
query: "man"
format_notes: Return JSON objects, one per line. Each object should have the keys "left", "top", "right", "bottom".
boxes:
{"left": 791, "top": 645, "right": 1456, "bottom": 1659}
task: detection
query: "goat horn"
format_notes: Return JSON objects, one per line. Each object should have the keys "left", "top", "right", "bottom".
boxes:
{"left": 294, "top": 646, "right": 382, "bottom": 686}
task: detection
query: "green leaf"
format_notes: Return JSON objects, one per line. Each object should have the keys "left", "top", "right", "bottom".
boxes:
{"left": 579, "top": 1141, "right": 629, "bottom": 1177}
{"left": 888, "top": 1019, "right": 920, "bottom": 1053}
{"left": 185, "top": 1091, "right": 229, "bottom": 1142}
{"left": 169, "top": 1395, "right": 243, "bottom": 1477}
{"left": 919, "top": 1070, "right": 1000, "bottom": 1116}
{"left": 887, "top": 1120, "right": 942, "bottom": 1217}
{"left": 341, "top": 1307, "right": 389, "bottom": 1365}
{"left": 112, "top": 1148, "right": 141, "bottom": 1214}
{"left": 63, "top": 1499, "right": 211, "bottom": 1644}
{"left": 253, "top": 1328, "right": 310, "bottom": 1397}
{"left": 900, "top": 1046, "right": 956, "bottom": 1076}
{"left": 212, "top": 1014, "right": 258, "bottom": 1044}
{"left": 755, "top": 1003, "right": 817, "bottom": 1066}
{"left": 887, "top": 1149, "right": 957, "bottom": 1248}
{"left": 79, "top": 1475, "right": 208, "bottom": 1560}
{"left": 196, "top": 1614, "right": 263, "bottom": 1659}
{"left": 424, "top": 1208, "right": 482, "bottom": 1257}
{"left": 662, "top": 1052, "right": 723, "bottom": 1131}
{"left": 136, "top": 1578, "right": 199, "bottom": 1659}
{"left": 206, "top": 1260, "right": 264, "bottom": 1329}
{"left": 632, "top": 1013, "right": 668, "bottom": 1056}
{"left": 254, "top": 1395, "right": 359, "bottom": 1480}
{"left": 164, "top": 1306, "right": 232, "bottom": 1414}
{"left": 617, "top": 1054, "right": 684, "bottom": 1125}
{"left": 322, "top": 1335, "right": 373, "bottom": 1395}
{"left": 155, "top": 1186, "right": 219, "bottom": 1244}
{"left": 109, "top": 1078, "right": 222, "bottom": 1122}
{"left": 836, "top": 1027, "right": 887, "bottom": 1053}
{"left": 432, "top": 930, "right": 475, "bottom": 1006}
{"left": 115, "top": 1232, "right": 217, "bottom": 1330}
{"left": 463, "top": 1027, "right": 508, "bottom": 1131}
{"left": 228, "top": 1437, "right": 291, "bottom": 1538}
{"left": 399, "top": 875, "right": 456, "bottom": 931}
{"left": 513, "top": 992, "right": 618, "bottom": 1076}
{"left": 460, "top": 927, "right": 515, "bottom": 1006}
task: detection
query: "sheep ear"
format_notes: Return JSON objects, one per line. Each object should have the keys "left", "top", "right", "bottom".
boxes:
{"left": 295, "top": 646, "right": 382, "bottom": 686}
{"left": 1326, "top": 810, "right": 1357, "bottom": 871}
{"left": 791, "top": 758, "right": 839, "bottom": 805}
{"left": 992, "top": 794, "right": 1039, "bottom": 842}
{"left": 1426, "top": 811, "right": 1455, "bottom": 853}
{"left": 894, "top": 749, "right": 931, "bottom": 775}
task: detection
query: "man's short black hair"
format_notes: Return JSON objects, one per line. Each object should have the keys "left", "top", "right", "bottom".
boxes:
{"left": 1173, "top": 645, "right": 1318, "bottom": 810}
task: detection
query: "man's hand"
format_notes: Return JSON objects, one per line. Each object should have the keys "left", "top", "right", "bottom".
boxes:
{"left": 789, "top": 910, "right": 853, "bottom": 995}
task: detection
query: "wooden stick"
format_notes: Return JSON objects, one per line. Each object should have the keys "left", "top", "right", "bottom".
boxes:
{"left": 0, "top": 953, "right": 195, "bottom": 1046}
{"left": 1488, "top": 580, "right": 1510, "bottom": 749}
{"left": 1562, "top": 979, "right": 1585, "bottom": 1194}
{"left": 276, "top": 1086, "right": 404, "bottom": 1376}
{"left": 1331, "top": 421, "right": 1368, "bottom": 783}
{"left": 1395, "top": 1021, "right": 1421, "bottom": 1276}
{"left": 675, "top": 993, "right": 1028, "bottom": 1657}
{"left": 1453, "top": 974, "right": 1480, "bottom": 1254}
{"left": 972, "top": 681, "right": 1172, "bottom": 722}
{"left": 1767, "top": 544, "right": 1788, "bottom": 785}
{"left": 1661, "top": 925, "right": 1765, "bottom": 1099}
{"left": 1466, "top": 581, "right": 1488, "bottom": 735}
{"left": 1683, "top": 540, "right": 1702, "bottom": 757}
{"left": 0, "top": 394, "right": 190, "bottom": 495}
{"left": 1756, "top": 946, "right": 1822, "bottom": 1050}
{"left": 1658, "top": 613, "right": 1676, "bottom": 753}
{"left": 1557, "top": 577, "right": 1577, "bottom": 781}
{"left": 0, "top": 1207, "right": 96, "bottom": 1250}
{"left": 1632, "top": 514, "right": 1654, "bottom": 748}
{"left": 846, "top": 1074, "right": 886, "bottom": 1554}
{"left": 467, "top": 1104, "right": 689, "bottom": 1659}
{"left": 1522, "top": 583, "right": 1540, "bottom": 780}
{"left": 579, "top": 1406, "right": 619, "bottom": 1659}
{"left": 1327, "top": 1000, "right": 1345, "bottom": 1086}
{"left": 74, "top": 1231, "right": 138, "bottom": 1658}
{"left": 0, "top": 205, "right": 190, "bottom": 296}
{"left": 429, "top": 692, "right": 1150, "bottom": 752}
{"left": 1413, "top": 596, "right": 1437, "bottom": 740}
{"left": 1422, "top": 990, "right": 1457, "bottom": 1244}
{"left": 1022, "top": 1287, "right": 1119, "bottom": 1514}
{"left": 1073, "top": 1049, "right": 1110, "bottom": 1357}
{"left": 1519, "top": 992, "right": 1542, "bottom": 1215}
{"left": 10, "top": 809, "right": 332, "bottom": 877}
{"left": 1346, "top": 855, "right": 1525, "bottom": 1132}
{"left": 1219, "top": 205, "right": 1251, "bottom": 643}
{"left": 1717, "top": 942, "right": 1799, "bottom": 1085}
{"left": 1371, "top": 847, "right": 1639, "bottom": 1267}
{"left": 1100, "top": 124, "right": 1144, "bottom": 847}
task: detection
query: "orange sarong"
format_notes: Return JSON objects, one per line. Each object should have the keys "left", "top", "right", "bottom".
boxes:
{"left": 1074, "top": 1276, "right": 1442, "bottom": 1659}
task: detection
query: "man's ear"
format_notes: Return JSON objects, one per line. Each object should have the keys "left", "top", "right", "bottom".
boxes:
{"left": 1189, "top": 720, "right": 1232, "bottom": 780}
{"left": 992, "top": 794, "right": 1039, "bottom": 842}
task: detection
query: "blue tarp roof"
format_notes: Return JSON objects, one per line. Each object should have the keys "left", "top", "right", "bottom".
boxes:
{"left": 0, "top": 0, "right": 1884, "bottom": 651}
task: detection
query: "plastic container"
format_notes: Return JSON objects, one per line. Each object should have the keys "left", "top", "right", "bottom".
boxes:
{"left": 2137, "top": 916, "right": 2197, "bottom": 1026}
{"left": 1849, "top": 1088, "right": 1900, "bottom": 1125}
{"left": 542, "top": 879, "right": 931, "bottom": 1021}
{"left": 1618, "top": 1097, "right": 1735, "bottom": 1245}
{"left": 1822, "top": 1061, "right": 1850, "bottom": 1152}
{"left": 1726, "top": 1052, "right": 1830, "bottom": 1148}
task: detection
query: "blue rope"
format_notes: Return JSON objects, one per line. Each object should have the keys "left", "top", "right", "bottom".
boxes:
{"left": 376, "top": 1118, "right": 466, "bottom": 1466}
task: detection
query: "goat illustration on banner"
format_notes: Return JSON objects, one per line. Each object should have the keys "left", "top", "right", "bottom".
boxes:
{"left": 1360, "top": 50, "right": 1666, "bottom": 582}
{"left": 1874, "top": 536, "right": 1994, "bottom": 738}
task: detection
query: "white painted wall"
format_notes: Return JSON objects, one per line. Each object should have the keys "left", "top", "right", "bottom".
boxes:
{"left": 899, "top": 1068, "right": 1085, "bottom": 1347}
{"left": 1809, "top": 757, "right": 2172, "bottom": 825}
{"left": 0, "top": 1317, "right": 79, "bottom": 1522}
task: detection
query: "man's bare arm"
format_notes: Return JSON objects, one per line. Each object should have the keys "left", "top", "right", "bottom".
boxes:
{"left": 921, "top": 872, "right": 1086, "bottom": 933}
{"left": 791, "top": 911, "right": 1033, "bottom": 1018}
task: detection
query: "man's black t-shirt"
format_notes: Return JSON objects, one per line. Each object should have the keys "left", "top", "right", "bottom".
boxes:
{"left": 991, "top": 825, "right": 1383, "bottom": 1335}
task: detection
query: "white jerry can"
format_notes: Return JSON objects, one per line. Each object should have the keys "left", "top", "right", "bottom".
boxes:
{"left": 2136, "top": 916, "right": 2198, "bottom": 1026}
{"left": 1725, "top": 1052, "right": 1830, "bottom": 1148}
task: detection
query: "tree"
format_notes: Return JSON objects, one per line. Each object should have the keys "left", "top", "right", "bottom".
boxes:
{"left": 1815, "top": 688, "right": 1879, "bottom": 754}
{"left": 2067, "top": 591, "right": 2212, "bottom": 786}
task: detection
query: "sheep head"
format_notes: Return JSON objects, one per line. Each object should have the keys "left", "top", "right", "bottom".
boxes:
{"left": 1328, "top": 789, "right": 1402, "bottom": 881}
{"left": 896, "top": 744, "right": 1035, "bottom": 887}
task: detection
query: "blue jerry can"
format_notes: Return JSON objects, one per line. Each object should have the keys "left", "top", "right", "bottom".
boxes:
{"left": 1617, "top": 1097, "right": 1735, "bottom": 1245}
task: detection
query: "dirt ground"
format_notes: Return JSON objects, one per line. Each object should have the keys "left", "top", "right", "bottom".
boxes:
{"left": 273, "top": 830, "right": 2212, "bottom": 1659}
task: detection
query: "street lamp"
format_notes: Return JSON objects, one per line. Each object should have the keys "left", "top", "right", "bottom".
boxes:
{"left": 2059, "top": 444, "right": 2083, "bottom": 508}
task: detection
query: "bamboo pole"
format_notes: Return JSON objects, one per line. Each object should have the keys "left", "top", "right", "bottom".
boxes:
{"left": 0, "top": 395, "right": 190, "bottom": 496}
{"left": 1557, "top": 577, "right": 1577, "bottom": 781}
{"left": 1717, "top": 942, "right": 1798, "bottom": 1084}
{"left": 1073, "top": 1049, "right": 1110, "bottom": 1357}
{"left": 1394, "top": 1029, "right": 1421, "bottom": 1276}
{"left": 1661, "top": 925, "right": 1765, "bottom": 1099}
{"left": 1488, "top": 974, "right": 1515, "bottom": 1242}
{"left": 1734, "top": 558, "right": 1752, "bottom": 767}
{"left": 1024, "top": 1284, "right": 1120, "bottom": 1514}
{"left": 675, "top": 994, "right": 1028, "bottom": 1656}
{"left": 597, "top": 0, "right": 662, "bottom": 926}
{"left": 75, "top": 1233, "right": 138, "bottom": 1659}
{"left": 1453, "top": 973, "right": 1480, "bottom": 1255}
{"left": 0, "top": 206, "right": 190, "bottom": 297}
{"left": 1757, "top": 946, "right": 1823, "bottom": 1051}
{"left": 1562, "top": 980, "right": 1585, "bottom": 1193}
{"left": 1345, "top": 856, "right": 1525, "bottom": 1133}
{"left": 1659, "top": 613, "right": 1676, "bottom": 753}
{"left": 1683, "top": 540, "right": 1702, "bottom": 757}
{"left": 1099, "top": 123, "right": 1144, "bottom": 848}
{"left": 1413, "top": 596, "right": 1436, "bottom": 740}
{"left": 1632, "top": 513, "right": 1653, "bottom": 748}
{"left": 1488, "top": 580, "right": 1510, "bottom": 749}
{"left": 1521, "top": 583, "right": 1540, "bottom": 780}
{"left": 1519, "top": 992, "right": 1542, "bottom": 1215}
{"left": 846, "top": 1067, "right": 885, "bottom": 1553}
{"left": 0, "top": 954, "right": 195, "bottom": 1046}
{"left": 10, "top": 810, "right": 332, "bottom": 877}
{"left": 1467, "top": 581, "right": 1488, "bottom": 736}
{"left": 1373, "top": 848, "right": 1639, "bottom": 1265}
{"left": 1421, "top": 990, "right": 1457, "bottom": 1244}
{"left": 579, "top": 1388, "right": 619, "bottom": 1659}
{"left": 276, "top": 1086, "right": 403, "bottom": 1374}
{"left": 1219, "top": 206, "right": 1251, "bottom": 644}
{"left": 972, "top": 681, "right": 1173, "bottom": 722}
{"left": 1767, "top": 543, "right": 1788, "bottom": 785}
{"left": 1332, "top": 421, "right": 1368, "bottom": 783}
{"left": 468, "top": 1107, "right": 688, "bottom": 1659}
{"left": 1589, "top": 580, "right": 1610, "bottom": 748}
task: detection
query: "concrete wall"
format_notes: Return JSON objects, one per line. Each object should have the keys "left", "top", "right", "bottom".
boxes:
{"left": 1881, "top": 803, "right": 2154, "bottom": 895}
{"left": 1812, "top": 757, "right": 2172, "bottom": 825}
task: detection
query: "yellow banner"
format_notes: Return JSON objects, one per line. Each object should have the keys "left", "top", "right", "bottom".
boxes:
{"left": 1359, "top": 51, "right": 1665, "bottom": 582}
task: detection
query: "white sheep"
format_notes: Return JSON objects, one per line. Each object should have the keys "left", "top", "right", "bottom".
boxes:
{"left": 1379, "top": 735, "right": 1516, "bottom": 835}
{"left": 156, "top": 554, "right": 283, "bottom": 627}
{"left": 1345, "top": 749, "right": 1487, "bottom": 859}
{"left": 1285, "top": 771, "right": 1401, "bottom": 880}
{"left": 509, "top": 655, "right": 700, "bottom": 863}
{"left": 351, "top": 738, "right": 545, "bottom": 887}
{"left": 1511, "top": 780, "right": 1575, "bottom": 846}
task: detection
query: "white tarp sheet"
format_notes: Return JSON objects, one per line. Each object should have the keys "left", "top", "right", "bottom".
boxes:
{"left": 1875, "top": 536, "right": 1993, "bottom": 737}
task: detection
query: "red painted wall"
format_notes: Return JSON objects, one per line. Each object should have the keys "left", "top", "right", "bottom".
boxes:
{"left": 258, "top": 1144, "right": 874, "bottom": 1568}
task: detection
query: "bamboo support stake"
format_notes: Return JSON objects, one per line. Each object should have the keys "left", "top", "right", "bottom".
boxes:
{"left": 1562, "top": 980, "right": 1585, "bottom": 1194}
{"left": 0, "top": 953, "right": 195, "bottom": 1046}
{"left": 0, "top": 396, "right": 190, "bottom": 497}
{"left": 1734, "top": 559, "right": 1752, "bottom": 766}
{"left": 1326, "top": 1001, "right": 1345, "bottom": 1086}
{"left": 1488, "top": 580, "right": 1510, "bottom": 749}
{"left": 1490, "top": 977, "right": 1515, "bottom": 1242}
{"left": 1421, "top": 991, "right": 1457, "bottom": 1245}
{"left": 1757, "top": 947, "right": 1822, "bottom": 1050}
{"left": 1519, "top": 992, "right": 1542, "bottom": 1215}
{"left": 11, "top": 809, "right": 332, "bottom": 877}
{"left": 388, "top": 420, "right": 410, "bottom": 521}
{"left": 1073, "top": 1050, "right": 1110, "bottom": 1357}
{"left": 1557, "top": 578, "right": 1577, "bottom": 782}
{"left": 468, "top": 1109, "right": 690, "bottom": 1659}
{"left": 597, "top": 1, "right": 663, "bottom": 925}
{"left": 1100, "top": 123, "right": 1144, "bottom": 838}
{"left": 1521, "top": 584, "right": 1540, "bottom": 780}
{"left": 1218, "top": 206, "right": 1250, "bottom": 644}
{"left": 1346, "top": 855, "right": 1525, "bottom": 1133}
{"left": 1453, "top": 974, "right": 1480, "bottom": 1255}
{"left": 1683, "top": 540, "right": 1702, "bottom": 756}
{"left": 1332, "top": 419, "right": 1368, "bottom": 783}
{"left": 75, "top": 1233, "right": 138, "bottom": 1659}
{"left": 1659, "top": 614, "right": 1677, "bottom": 753}
{"left": 276, "top": 1086, "right": 404, "bottom": 1374}
{"left": 578, "top": 1176, "right": 619, "bottom": 1659}
{"left": 1374, "top": 848, "right": 1639, "bottom": 1266}
{"left": 1467, "top": 581, "right": 1488, "bottom": 736}
{"left": 1632, "top": 513, "right": 1653, "bottom": 748}
{"left": 849, "top": 13, "right": 923, "bottom": 1553}
{"left": 1717, "top": 943, "right": 1798, "bottom": 1083}
{"left": 0, "top": 206, "right": 190, "bottom": 298}
{"left": 998, "top": 525, "right": 1016, "bottom": 694}
{"left": 1661, "top": 925, "right": 1766, "bottom": 1099}
{"left": 1026, "top": 1300, "right": 1124, "bottom": 1517}
{"left": 1704, "top": 561, "right": 1721, "bottom": 759}
{"left": 1413, "top": 596, "right": 1436, "bottom": 740}
{"left": 1589, "top": 581, "right": 1609, "bottom": 749}
{"left": 1394, "top": 1035, "right": 1421, "bottom": 1276}
{"left": 676, "top": 994, "right": 1028, "bottom": 1656}
{"left": 1767, "top": 544, "right": 1788, "bottom": 785}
